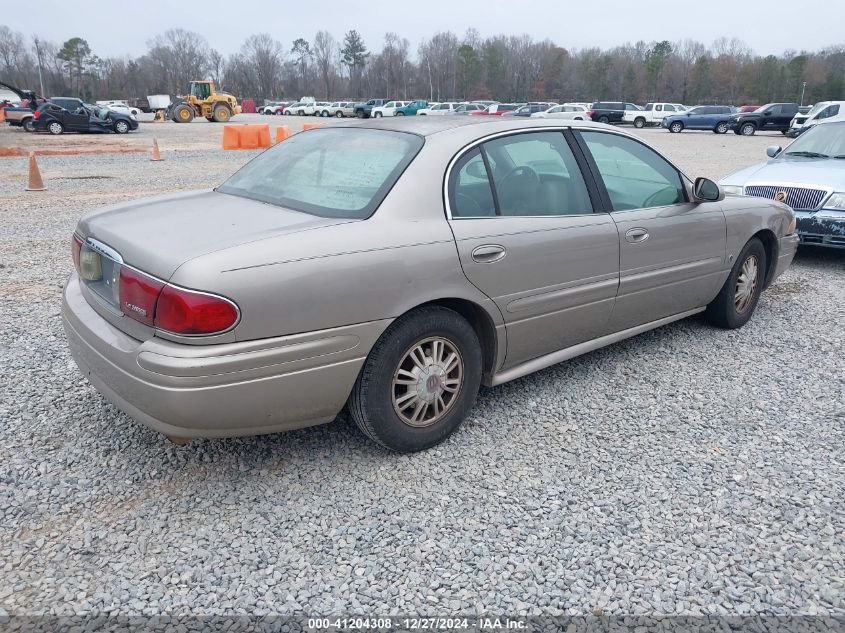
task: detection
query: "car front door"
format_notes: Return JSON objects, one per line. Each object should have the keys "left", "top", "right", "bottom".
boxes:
{"left": 64, "top": 106, "right": 90, "bottom": 132}
{"left": 759, "top": 105, "right": 779, "bottom": 131}
{"left": 447, "top": 130, "right": 620, "bottom": 368}
{"left": 576, "top": 130, "right": 727, "bottom": 331}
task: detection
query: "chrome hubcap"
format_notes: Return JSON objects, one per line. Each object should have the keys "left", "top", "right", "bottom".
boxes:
{"left": 734, "top": 255, "right": 759, "bottom": 313}
{"left": 49, "top": 123, "right": 61, "bottom": 133}
{"left": 392, "top": 337, "right": 463, "bottom": 427}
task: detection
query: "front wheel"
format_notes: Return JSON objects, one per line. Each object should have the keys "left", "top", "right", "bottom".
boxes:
{"left": 373, "top": 111, "right": 382, "bottom": 118}
{"left": 740, "top": 122, "right": 756, "bottom": 136}
{"left": 335, "top": 110, "right": 343, "bottom": 118}
{"left": 349, "top": 306, "right": 482, "bottom": 452}
{"left": 670, "top": 122, "right": 683, "bottom": 133}
{"left": 113, "top": 120, "right": 130, "bottom": 134}
{"left": 396, "top": 111, "right": 405, "bottom": 116}
{"left": 714, "top": 122, "right": 729, "bottom": 134}
{"left": 705, "top": 238, "right": 766, "bottom": 329}
{"left": 47, "top": 121, "right": 64, "bottom": 135}
{"left": 356, "top": 110, "right": 365, "bottom": 119}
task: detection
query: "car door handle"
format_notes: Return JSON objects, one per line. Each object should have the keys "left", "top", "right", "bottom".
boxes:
{"left": 625, "top": 228, "right": 649, "bottom": 244}
{"left": 471, "top": 244, "right": 507, "bottom": 263}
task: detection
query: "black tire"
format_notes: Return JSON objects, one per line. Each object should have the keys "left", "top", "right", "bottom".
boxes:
{"left": 356, "top": 110, "right": 365, "bottom": 119}
{"left": 297, "top": 110, "right": 304, "bottom": 116}
{"left": 47, "top": 120, "right": 64, "bottom": 135}
{"left": 349, "top": 306, "right": 482, "bottom": 452}
{"left": 633, "top": 117, "right": 646, "bottom": 129}
{"left": 212, "top": 105, "right": 231, "bottom": 122}
{"left": 113, "top": 119, "right": 130, "bottom": 134}
{"left": 396, "top": 111, "right": 405, "bottom": 116}
{"left": 598, "top": 115, "right": 610, "bottom": 124}
{"left": 174, "top": 104, "right": 194, "bottom": 123}
{"left": 740, "top": 122, "right": 756, "bottom": 136}
{"left": 670, "top": 121, "right": 683, "bottom": 133}
{"left": 335, "top": 110, "right": 343, "bottom": 118}
{"left": 705, "top": 238, "right": 767, "bottom": 329}
{"left": 714, "top": 121, "right": 729, "bottom": 134}
{"left": 373, "top": 111, "right": 382, "bottom": 118}
{"left": 23, "top": 118, "right": 36, "bottom": 133}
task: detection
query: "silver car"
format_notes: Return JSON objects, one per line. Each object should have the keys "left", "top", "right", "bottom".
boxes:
{"left": 63, "top": 119, "right": 798, "bottom": 452}
{"left": 721, "top": 120, "right": 845, "bottom": 248}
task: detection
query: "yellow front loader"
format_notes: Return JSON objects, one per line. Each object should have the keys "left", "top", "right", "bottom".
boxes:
{"left": 167, "top": 80, "right": 241, "bottom": 123}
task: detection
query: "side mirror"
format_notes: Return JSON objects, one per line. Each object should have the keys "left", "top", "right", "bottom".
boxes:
{"left": 693, "top": 177, "right": 723, "bottom": 202}
{"left": 766, "top": 145, "right": 782, "bottom": 158}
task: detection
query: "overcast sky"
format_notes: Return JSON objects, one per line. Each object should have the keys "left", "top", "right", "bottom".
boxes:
{"left": 9, "top": 1, "right": 845, "bottom": 58}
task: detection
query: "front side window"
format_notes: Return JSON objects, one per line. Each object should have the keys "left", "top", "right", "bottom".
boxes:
{"left": 580, "top": 131, "right": 686, "bottom": 211}
{"left": 219, "top": 128, "right": 423, "bottom": 219}
{"left": 451, "top": 132, "right": 592, "bottom": 218}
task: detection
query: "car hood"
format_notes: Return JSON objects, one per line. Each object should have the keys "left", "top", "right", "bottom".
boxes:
{"left": 720, "top": 157, "right": 845, "bottom": 189}
{"left": 77, "top": 189, "right": 351, "bottom": 280}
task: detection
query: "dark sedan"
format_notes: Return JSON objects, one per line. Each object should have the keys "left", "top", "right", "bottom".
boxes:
{"left": 32, "top": 102, "right": 138, "bottom": 135}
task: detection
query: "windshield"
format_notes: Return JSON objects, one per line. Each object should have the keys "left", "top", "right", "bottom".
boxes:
{"left": 782, "top": 121, "right": 845, "bottom": 158}
{"left": 754, "top": 103, "right": 775, "bottom": 113}
{"left": 802, "top": 102, "right": 829, "bottom": 119}
{"left": 218, "top": 128, "right": 424, "bottom": 219}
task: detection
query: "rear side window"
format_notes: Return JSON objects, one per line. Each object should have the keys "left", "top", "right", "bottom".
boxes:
{"left": 219, "top": 128, "right": 423, "bottom": 219}
{"left": 580, "top": 131, "right": 686, "bottom": 211}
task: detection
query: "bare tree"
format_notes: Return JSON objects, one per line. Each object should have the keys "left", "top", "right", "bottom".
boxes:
{"left": 313, "top": 31, "right": 336, "bottom": 99}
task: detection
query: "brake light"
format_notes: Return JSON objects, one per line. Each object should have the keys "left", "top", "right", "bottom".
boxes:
{"left": 119, "top": 267, "right": 164, "bottom": 327}
{"left": 154, "top": 285, "right": 239, "bottom": 335}
{"left": 33, "top": 110, "right": 40, "bottom": 119}
{"left": 586, "top": 110, "right": 594, "bottom": 117}
{"left": 71, "top": 234, "right": 83, "bottom": 272}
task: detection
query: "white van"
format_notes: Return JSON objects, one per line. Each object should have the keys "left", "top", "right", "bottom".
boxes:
{"left": 788, "top": 101, "right": 844, "bottom": 136}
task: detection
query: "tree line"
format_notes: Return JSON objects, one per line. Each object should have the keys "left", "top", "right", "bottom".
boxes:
{"left": 1, "top": 25, "right": 843, "bottom": 107}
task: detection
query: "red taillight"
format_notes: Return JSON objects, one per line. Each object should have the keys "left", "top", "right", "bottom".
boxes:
{"left": 154, "top": 285, "right": 239, "bottom": 335}
{"left": 119, "top": 267, "right": 164, "bottom": 327}
{"left": 71, "top": 234, "right": 83, "bottom": 272}
{"left": 586, "top": 110, "right": 594, "bottom": 117}
{"left": 33, "top": 110, "right": 40, "bottom": 119}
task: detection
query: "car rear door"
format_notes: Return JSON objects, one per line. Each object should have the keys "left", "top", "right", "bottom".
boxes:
{"left": 575, "top": 129, "right": 727, "bottom": 331}
{"left": 447, "top": 130, "right": 619, "bottom": 368}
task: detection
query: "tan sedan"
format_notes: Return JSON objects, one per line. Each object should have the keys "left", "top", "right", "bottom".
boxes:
{"left": 63, "top": 118, "right": 798, "bottom": 451}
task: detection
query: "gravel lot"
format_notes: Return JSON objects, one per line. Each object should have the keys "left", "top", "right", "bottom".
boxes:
{"left": 1, "top": 120, "right": 843, "bottom": 621}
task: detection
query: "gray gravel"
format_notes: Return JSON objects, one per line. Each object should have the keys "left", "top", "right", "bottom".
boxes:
{"left": 1, "top": 133, "right": 844, "bottom": 619}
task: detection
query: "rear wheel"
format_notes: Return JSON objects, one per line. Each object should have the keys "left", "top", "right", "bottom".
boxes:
{"left": 740, "top": 122, "right": 756, "bottom": 136}
{"left": 670, "top": 121, "right": 683, "bottom": 133}
{"left": 633, "top": 117, "right": 646, "bottom": 129}
{"left": 396, "top": 111, "right": 405, "bottom": 116}
{"left": 349, "top": 306, "right": 482, "bottom": 452}
{"left": 374, "top": 111, "right": 382, "bottom": 118}
{"left": 23, "top": 118, "right": 36, "bottom": 133}
{"left": 174, "top": 104, "right": 194, "bottom": 123}
{"left": 714, "top": 121, "right": 729, "bottom": 134}
{"left": 705, "top": 238, "right": 766, "bottom": 329}
{"left": 212, "top": 105, "right": 231, "bottom": 122}
{"left": 357, "top": 110, "right": 365, "bottom": 119}
{"left": 598, "top": 115, "right": 610, "bottom": 124}
{"left": 47, "top": 121, "right": 64, "bottom": 135}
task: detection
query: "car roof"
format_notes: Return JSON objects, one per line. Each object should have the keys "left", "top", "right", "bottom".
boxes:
{"left": 330, "top": 116, "right": 624, "bottom": 137}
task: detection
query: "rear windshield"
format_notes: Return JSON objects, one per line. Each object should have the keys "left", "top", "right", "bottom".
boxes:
{"left": 218, "top": 128, "right": 423, "bottom": 219}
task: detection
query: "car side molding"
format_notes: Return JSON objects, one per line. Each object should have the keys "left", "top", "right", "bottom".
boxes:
{"left": 490, "top": 307, "right": 705, "bottom": 386}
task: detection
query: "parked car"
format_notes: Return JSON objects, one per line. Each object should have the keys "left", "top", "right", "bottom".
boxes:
{"left": 392, "top": 100, "right": 427, "bottom": 116}
{"left": 721, "top": 120, "right": 845, "bottom": 248}
{"left": 787, "top": 101, "right": 844, "bottom": 137}
{"left": 453, "top": 103, "right": 486, "bottom": 115}
{"left": 728, "top": 103, "right": 799, "bottom": 136}
{"left": 371, "top": 100, "right": 408, "bottom": 118}
{"left": 282, "top": 102, "right": 303, "bottom": 115}
{"left": 624, "top": 103, "right": 686, "bottom": 128}
{"left": 662, "top": 106, "right": 734, "bottom": 134}
{"left": 63, "top": 118, "right": 796, "bottom": 452}
{"left": 421, "top": 102, "right": 460, "bottom": 115}
{"left": 531, "top": 104, "right": 589, "bottom": 120}
{"left": 319, "top": 101, "right": 355, "bottom": 118}
{"left": 586, "top": 102, "right": 641, "bottom": 124}
{"left": 260, "top": 101, "right": 284, "bottom": 115}
{"left": 96, "top": 101, "right": 141, "bottom": 117}
{"left": 32, "top": 101, "right": 138, "bottom": 135}
{"left": 354, "top": 99, "right": 387, "bottom": 118}
{"left": 469, "top": 103, "right": 519, "bottom": 116}
{"left": 503, "top": 103, "right": 556, "bottom": 117}
{"left": 294, "top": 100, "right": 320, "bottom": 116}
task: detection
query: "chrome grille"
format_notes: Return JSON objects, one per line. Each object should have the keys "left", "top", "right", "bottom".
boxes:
{"left": 744, "top": 185, "right": 827, "bottom": 210}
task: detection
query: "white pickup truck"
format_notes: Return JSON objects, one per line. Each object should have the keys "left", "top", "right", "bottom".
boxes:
{"left": 624, "top": 103, "right": 686, "bottom": 128}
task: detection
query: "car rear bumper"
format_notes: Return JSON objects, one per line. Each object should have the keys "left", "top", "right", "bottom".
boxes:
{"left": 795, "top": 210, "right": 845, "bottom": 248}
{"left": 62, "top": 274, "right": 389, "bottom": 438}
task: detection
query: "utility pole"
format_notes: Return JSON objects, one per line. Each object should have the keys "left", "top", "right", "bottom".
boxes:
{"left": 800, "top": 81, "right": 807, "bottom": 107}
{"left": 33, "top": 37, "right": 46, "bottom": 97}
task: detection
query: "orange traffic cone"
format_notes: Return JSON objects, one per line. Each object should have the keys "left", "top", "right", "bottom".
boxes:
{"left": 151, "top": 138, "right": 162, "bottom": 161}
{"left": 25, "top": 152, "right": 45, "bottom": 191}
